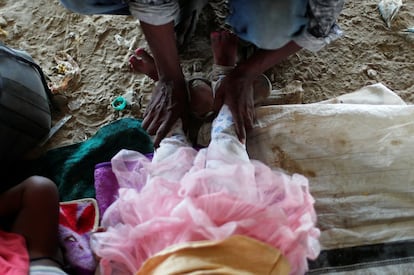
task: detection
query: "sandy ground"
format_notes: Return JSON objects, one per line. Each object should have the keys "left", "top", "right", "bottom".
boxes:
{"left": 1, "top": 0, "right": 413, "bottom": 150}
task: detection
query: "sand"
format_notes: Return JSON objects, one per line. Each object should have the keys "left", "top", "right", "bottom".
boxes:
{"left": 1, "top": 0, "right": 413, "bottom": 150}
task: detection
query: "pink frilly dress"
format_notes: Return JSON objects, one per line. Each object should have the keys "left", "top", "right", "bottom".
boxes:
{"left": 91, "top": 105, "right": 320, "bottom": 275}
{"left": 91, "top": 144, "right": 320, "bottom": 274}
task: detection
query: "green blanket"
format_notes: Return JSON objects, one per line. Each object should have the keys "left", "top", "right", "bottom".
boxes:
{"left": 2, "top": 118, "right": 153, "bottom": 201}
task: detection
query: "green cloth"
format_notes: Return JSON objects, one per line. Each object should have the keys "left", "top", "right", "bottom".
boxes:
{"left": 2, "top": 118, "right": 153, "bottom": 201}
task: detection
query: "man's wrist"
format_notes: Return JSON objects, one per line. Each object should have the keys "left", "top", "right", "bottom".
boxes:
{"left": 157, "top": 71, "right": 185, "bottom": 83}
{"left": 232, "top": 63, "right": 261, "bottom": 81}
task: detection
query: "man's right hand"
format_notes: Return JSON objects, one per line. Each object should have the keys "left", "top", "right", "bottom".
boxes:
{"left": 142, "top": 78, "right": 189, "bottom": 148}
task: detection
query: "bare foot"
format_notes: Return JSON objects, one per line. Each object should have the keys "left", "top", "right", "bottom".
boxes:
{"left": 210, "top": 30, "right": 270, "bottom": 107}
{"left": 186, "top": 30, "right": 239, "bottom": 120}
{"left": 210, "top": 30, "right": 238, "bottom": 67}
{"left": 210, "top": 30, "right": 239, "bottom": 113}
{"left": 129, "top": 48, "right": 158, "bottom": 81}
{"left": 191, "top": 30, "right": 239, "bottom": 119}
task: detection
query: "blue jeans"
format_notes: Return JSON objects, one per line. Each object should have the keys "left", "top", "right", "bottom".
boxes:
{"left": 227, "top": 0, "right": 308, "bottom": 49}
{"left": 59, "top": 0, "right": 309, "bottom": 50}
{"left": 59, "top": 0, "right": 130, "bottom": 15}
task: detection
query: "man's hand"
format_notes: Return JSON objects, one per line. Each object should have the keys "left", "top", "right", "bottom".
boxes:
{"left": 214, "top": 72, "right": 256, "bottom": 143}
{"left": 139, "top": 21, "right": 189, "bottom": 147}
{"left": 211, "top": 41, "right": 303, "bottom": 143}
{"left": 142, "top": 79, "right": 188, "bottom": 147}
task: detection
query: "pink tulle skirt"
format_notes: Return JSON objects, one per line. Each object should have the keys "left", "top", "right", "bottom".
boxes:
{"left": 91, "top": 145, "right": 320, "bottom": 275}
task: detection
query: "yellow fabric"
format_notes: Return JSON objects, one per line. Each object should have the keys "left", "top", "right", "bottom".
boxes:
{"left": 136, "top": 235, "right": 290, "bottom": 275}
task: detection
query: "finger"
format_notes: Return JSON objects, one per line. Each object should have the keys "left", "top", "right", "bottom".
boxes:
{"left": 142, "top": 115, "right": 150, "bottom": 130}
{"left": 143, "top": 93, "right": 163, "bottom": 128}
{"left": 142, "top": 99, "right": 164, "bottom": 133}
{"left": 153, "top": 116, "right": 178, "bottom": 148}
{"left": 244, "top": 108, "right": 255, "bottom": 130}
{"left": 143, "top": 100, "right": 153, "bottom": 119}
{"left": 143, "top": 119, "right": 157, "bottom": 135}
{"left": 236, "top": 123, "right": 247, "bottom": 144}
{"left": 142, "top": 106, "right": 159, "bottom": 130}
{"left": 146, "top": 120, "right": 163, "bottom": 136}
{"left": 233, "top": 109, "right": 246, "bottom": 143}
{"left": 239, "top": 128, "right": 247, "bottom": 144}
{"left": 153, "top": 129, "right": 163, "bottom": 149}
{"left": 143, "top": 104, "right": 151, "bottom": 118}
{"left": 180, "top": 109, "right": 190, "bottom": 132}
{"left": 143, "top": 93, "right": 159, "bottom": 118}
{"left": 145, "top": 109, "right": 164, "bottom": 135}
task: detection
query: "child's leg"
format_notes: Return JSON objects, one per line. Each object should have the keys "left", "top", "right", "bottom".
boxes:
{"left": 207, "top": 104, "right": 250, "bottom": 164}
{"left": 152, "top": 119, "right": 192, "bottom": 163}
{"left": 0, "top": 176, "right": 61, "bottom": 263}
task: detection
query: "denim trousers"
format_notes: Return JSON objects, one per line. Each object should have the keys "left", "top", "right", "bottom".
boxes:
{"left": 59, "top": 0, "right": 309, "bottom": 49}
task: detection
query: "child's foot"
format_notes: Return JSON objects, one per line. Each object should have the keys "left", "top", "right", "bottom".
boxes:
{"left": 211, "top": 104, "right": 238, "bottom": 140}
{"left": 129, "top": 48, "right": 158, "bottom": 81}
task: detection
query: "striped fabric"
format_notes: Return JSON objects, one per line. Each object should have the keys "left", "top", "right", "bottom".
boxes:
{"left": 30, "top": 266, "right": 68, "bottom": 275}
